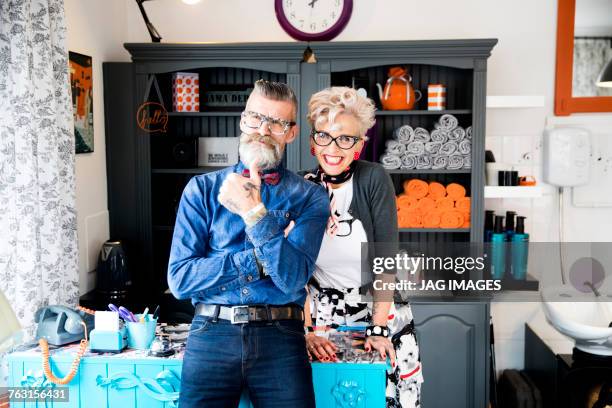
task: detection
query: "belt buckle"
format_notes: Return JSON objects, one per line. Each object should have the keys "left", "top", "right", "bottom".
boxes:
{"left": 230, "top": 306, "right": 249, "bottom": 324}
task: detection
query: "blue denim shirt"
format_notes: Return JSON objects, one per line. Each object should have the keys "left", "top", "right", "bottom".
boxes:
{"left": 167, "top": 162, "right": 329, "bottom": 306}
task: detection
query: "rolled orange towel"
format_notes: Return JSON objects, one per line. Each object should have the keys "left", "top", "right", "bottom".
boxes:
{"left": 455, "top": 197, "right": 471, "bottom": 212}
{"left": 435, "top": 197, "right": 455, "bottom": 211}
{"left": 422, "top": 210, "right": 442, "bottom": 228}
{"left": 427, "top": 182, "right": 446, "bottom": 200}
{"left": 404, "top": 179, "right": 429, "bottom": 199}
{"left": 446, "top": 183, "right": 466, "bottom": 200}
{"left": 397, "top": 194, "right": 419, "bottom": 211}
{"left": 416, "top": 196, "right": 436, "bottom": 215}
{"left": 462, "top": 218, "right": 470, "bottom": 228}
{"left": 439, "top": 210, "right": 464, "bottom": 229}
{"left": 398, "top": 209, "right": 422, "bottom": 228}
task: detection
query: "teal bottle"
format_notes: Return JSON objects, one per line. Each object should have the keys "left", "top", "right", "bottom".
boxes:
{"left": 510, "top": 216, "right": 529, "bottom": 280}
{"left": 490, "top": 215, "right": 506, "bottom": 280}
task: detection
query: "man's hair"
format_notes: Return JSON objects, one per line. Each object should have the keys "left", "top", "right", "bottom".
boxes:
{"left": 250, "top": 79, "right": 298, "bottom": 119}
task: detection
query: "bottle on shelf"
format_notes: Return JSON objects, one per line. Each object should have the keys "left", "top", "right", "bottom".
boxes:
{"left": 510, "top": 216, "right": 529, "bottom": 280}
{"left": 490, "top": 215, "right": 506, "bottom": 280}
{"left": 505, "top": 211, "right": 516, "bottom": 241}
{"left": 484, "top": 210, "right": 495, "bottom": 242}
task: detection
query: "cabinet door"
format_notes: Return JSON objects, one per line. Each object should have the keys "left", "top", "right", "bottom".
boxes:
{"left": 411, "top": 302, "right": 489, "bottom": 408}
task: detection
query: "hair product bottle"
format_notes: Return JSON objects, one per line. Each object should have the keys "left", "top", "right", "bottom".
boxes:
{"left": 490, "top": 215, "right": 506, "bottom": 280}
{"left": 510, "top": 216, "right": 529, "bottom": 280}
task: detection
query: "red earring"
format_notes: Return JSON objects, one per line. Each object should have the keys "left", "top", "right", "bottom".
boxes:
{"left": 310, "top": 146, "right": 315, "bottom": 156}
{"left": 353, "top": 151, "right": 361, "bottom": 160}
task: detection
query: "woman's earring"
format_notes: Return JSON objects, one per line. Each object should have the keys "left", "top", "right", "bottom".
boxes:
{"left": 353, "top": 151, "right": 361, "bottom": 160}
{"left": 310, "top": 146, "right": 316, "bottom": 156}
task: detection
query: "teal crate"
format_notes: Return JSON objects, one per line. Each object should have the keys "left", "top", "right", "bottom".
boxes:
{"left": 8, "top": 351, "right": 387, "bottom": 407}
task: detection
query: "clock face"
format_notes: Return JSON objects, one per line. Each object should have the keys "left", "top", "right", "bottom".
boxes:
{"left": 275, "top": 0, "right": 353, "bottom": 41}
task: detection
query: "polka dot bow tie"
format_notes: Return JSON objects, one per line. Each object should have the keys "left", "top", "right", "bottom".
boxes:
{"left": 241, "top": 169, "right": 281, "bottom": 186}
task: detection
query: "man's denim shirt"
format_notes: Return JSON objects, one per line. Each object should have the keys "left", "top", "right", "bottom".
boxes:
{"left": 167, "top": 162, "right": 329, "bottom": 307}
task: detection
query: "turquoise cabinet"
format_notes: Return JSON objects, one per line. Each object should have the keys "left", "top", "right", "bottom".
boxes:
{"left": 8, "top": 352, "right": 387, "bottom": 408}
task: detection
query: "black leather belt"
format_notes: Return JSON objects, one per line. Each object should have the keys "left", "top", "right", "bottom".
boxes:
{"left": 194, "top": 304, "right": 304, "bottom": 324}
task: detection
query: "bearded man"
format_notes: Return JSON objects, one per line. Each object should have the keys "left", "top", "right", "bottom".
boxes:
{"left": 168, "top": 80, "right": 329, "bottom": 408}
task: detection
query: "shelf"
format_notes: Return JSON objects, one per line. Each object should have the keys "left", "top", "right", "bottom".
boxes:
{"left": 376, "top": 109, "right": 472, "bottom": 116}
{"left": 166, "top": 111, "right": 242, "bottom": 117}
{"left": 498, "top": 273, "right": 540, "bottom": 291}
{"left": 152, "top": 167, "right": 221, "bottom": 174}
{"left": 399, "top": 228, "right": 471, "bottom": 233}
{"left": 484, "top": 186, "right": 543, "bottom": 198}
{"left": 386, "top": 169, "right": 471, "bottom": 174}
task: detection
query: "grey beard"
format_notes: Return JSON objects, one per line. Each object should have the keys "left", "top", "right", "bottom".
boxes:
{"left": 238, "top": 133, "right": 284, "bottom": 170}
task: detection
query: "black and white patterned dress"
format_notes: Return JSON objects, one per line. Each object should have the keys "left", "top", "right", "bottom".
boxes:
{"left": 307, "top": 177, "right": 423, "bottom": 408}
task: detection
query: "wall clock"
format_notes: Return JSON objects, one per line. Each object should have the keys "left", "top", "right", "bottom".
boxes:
{"left": 275, "top": 0, "right": 353, "bottom": 41}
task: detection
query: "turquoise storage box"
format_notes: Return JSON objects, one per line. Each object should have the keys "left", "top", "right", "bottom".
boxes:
{"left": 8, "top": 349, "right": 387, "bottom": 407}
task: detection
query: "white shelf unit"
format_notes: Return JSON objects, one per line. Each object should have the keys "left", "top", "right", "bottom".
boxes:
{"left": 484, "top": 186, "right": 543, "bottom": 198}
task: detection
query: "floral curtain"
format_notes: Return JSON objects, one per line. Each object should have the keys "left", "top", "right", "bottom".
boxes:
{"left": 573, "top": 38, "right": 612, "bottom": 97}
{"left": 0, "top": 0, "right": 79, "bottom": 344}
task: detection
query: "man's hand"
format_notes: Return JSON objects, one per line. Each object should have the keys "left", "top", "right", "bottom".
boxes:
{"left": 218, "top": 163, "right": 263, "bottom": 218}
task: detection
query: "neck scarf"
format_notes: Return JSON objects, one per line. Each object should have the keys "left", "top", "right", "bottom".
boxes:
{"left": 304, "top": 161, "right": 357, "bottom": 236}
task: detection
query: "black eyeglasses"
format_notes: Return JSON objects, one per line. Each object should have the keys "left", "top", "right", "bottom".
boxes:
{"left": 311, "top": 130, "right": 362, "bottom": 150}
{"left": 241, "top": 111, "right": 296, "bottom": 136}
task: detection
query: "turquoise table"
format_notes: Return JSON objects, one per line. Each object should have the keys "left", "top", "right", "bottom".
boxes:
{"left": 8, "top": 345, "right": 387, "bottom": 407}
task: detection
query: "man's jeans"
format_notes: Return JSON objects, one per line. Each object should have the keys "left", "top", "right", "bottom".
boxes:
{"left": 179, "top": 315, "right": 315, "bottom": 408}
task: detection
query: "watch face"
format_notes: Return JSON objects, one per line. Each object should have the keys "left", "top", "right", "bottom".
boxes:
{"left": 275, "top": 0, "right": 353, "bottom": 41}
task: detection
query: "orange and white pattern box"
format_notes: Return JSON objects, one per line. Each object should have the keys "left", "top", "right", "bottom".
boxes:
{"left": 172, "top": 72, "right": 200, "bottom": 112}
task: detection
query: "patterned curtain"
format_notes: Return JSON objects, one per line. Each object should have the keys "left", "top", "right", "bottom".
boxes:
{"left": 0, "top": 0, "right": 79, "bottom": 339}
{"left": 573, "top": 38, "right": 612, "bottom": 97}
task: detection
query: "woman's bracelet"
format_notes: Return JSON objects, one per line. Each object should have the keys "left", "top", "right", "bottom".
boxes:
{"left": 365, "top": 325, "right": 389, "bottom": 338}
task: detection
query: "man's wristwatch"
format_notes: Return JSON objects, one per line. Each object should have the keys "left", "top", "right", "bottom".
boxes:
{"left": 365, "top": 325, "right": 389, "bottom": 338}
{"left": 304, "top": 326, "right": 314, "bottom": 335}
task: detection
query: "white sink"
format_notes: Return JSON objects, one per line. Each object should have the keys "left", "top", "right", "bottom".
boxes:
{"left": 541, "top": 284, "right": 612, "bottom": 356}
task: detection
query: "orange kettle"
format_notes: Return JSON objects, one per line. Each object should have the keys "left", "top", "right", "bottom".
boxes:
{"left": 376, "top": 67, "right": 422, "bottom": 110}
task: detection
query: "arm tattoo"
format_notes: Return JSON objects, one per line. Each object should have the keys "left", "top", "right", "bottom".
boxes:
{"left": 243, "top": 182, "right": 260, "bottom": 200}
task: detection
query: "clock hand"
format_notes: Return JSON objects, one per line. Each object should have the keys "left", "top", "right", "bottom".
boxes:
{"left": 308, "top": 0, "right": 318, "bottom": 8}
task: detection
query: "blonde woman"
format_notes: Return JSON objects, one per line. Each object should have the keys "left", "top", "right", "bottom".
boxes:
{"left": 302, "top": 87, "right": 424, "bottom": 407}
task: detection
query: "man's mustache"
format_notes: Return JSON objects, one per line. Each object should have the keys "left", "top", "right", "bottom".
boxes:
{"left": 242, "top": 134, "right": 277, "bottom": 148}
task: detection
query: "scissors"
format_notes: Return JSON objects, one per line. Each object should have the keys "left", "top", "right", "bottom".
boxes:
{"left": 108, "top": 304, "right": 137, "bottom": 322}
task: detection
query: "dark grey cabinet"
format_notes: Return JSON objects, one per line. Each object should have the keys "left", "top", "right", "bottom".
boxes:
{"left": 103, "top": 39, "right": 496, "bottom": 408}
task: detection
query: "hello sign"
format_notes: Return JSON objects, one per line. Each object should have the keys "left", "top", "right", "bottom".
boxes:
{"left": 137, "top": 102, "right": 168, "bottom": 133}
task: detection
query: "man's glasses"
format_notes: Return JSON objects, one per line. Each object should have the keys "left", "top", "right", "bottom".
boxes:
{"left": 311, "top": 130, "right": 362, "bottom": 150}
{"left": 241, "top": 111, "right": 296, "bottom": 136}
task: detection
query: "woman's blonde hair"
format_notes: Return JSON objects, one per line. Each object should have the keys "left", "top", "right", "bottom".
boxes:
{"left": 307, "top": 87, "right": 376, "bottom": 137}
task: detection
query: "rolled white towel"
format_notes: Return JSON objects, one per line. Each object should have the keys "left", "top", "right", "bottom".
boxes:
{"left": 385, "top": 140, "right": 406, "bottom": 155}
{"left": 430, "top": 129, "right": 449, "bottom": 143}
{"left": 432, "top": 155, "right": 449, "bottom": 170}
{"left": 425, "top": 141, "right": 442, "bottom": 155}
{"left": 406, "top": 141, "right": 425, "bottom": 156}
{"left": 416, "top": 155, "right": 432, "bottom": 170}
{"left": 400, "top": 154, "right": 417, "bottom": 169}
{"left": 449, "top": 126, "right": 465, "bottom": 142}
{"left": 439, "top": 141, "right": 458, "bottom": 156}
{"left": 395, "top": 125, "right": 415, "bottom": 144}
{"left": 380, "top": 154, "right": 402, "bottom": 170}
{"left": 463, "top": 154, "right": 471, "bottom": 169}
{"left": 466, "top": 126, "right": 473, "bottom": 140}
{"left": 413, "top": 127, "right": 430, "bottom": 142}
{"left": 446, "top": 153, "right": 464, "bottom": 170}
{"left": 458, "top": 139, "right": 471, "bottom": 155}
{"left": 436, "top": 114, "right": 459, "bottom": 131}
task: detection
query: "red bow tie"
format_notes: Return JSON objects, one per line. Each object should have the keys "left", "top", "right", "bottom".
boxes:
{"left": 241, "top": 169, "right": 281, "bottom": 185}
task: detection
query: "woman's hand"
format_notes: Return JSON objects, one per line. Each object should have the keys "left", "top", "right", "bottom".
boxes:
{"left": 306, "top": 333, "right": 338, "bottom": 362}
{"left": 365, "top": 336, "right": 396, "bottom": 367}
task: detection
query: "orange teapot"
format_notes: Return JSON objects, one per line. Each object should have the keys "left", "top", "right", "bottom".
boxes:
{"left": 376, "top": 67, "right": 422, "bottom": 110}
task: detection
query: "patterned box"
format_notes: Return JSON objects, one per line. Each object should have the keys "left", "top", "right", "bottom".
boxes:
{"left": 172, "top": 72, "right": 200, "bottom": 112}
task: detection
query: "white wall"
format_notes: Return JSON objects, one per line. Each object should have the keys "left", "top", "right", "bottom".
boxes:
{"left": 65, "top": 0, "right": 130, "bottom": 295}
{"left": 66, "top": 0, "right": 612, "bottom": 373}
